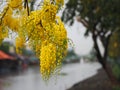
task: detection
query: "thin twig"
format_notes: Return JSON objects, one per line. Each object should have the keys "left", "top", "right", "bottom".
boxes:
{"left": 24, "top": 0, "right": 30, "bottom": 16}
{"left": 0, "top": 6, "right": 9, "bottom": 25}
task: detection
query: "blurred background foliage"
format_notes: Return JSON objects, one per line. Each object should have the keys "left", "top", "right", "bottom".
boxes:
{"left": 62, "top": 0, "right": 120, "bottom": 86}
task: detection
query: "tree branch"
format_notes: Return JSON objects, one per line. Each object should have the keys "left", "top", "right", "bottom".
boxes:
{"left": 103, "top": 31, "right": 113, "bottom": 60}
{"left": 92, "top": 33, "right": 103, "bottom": 62}
{"left": 0, "top": 6, "right": 9, "bottom": 25}
{"left": 24, "top": 0, "right": 30, "bottom": 16}
{"left": 76, "top": 16, "right": 89, "bottom": 28}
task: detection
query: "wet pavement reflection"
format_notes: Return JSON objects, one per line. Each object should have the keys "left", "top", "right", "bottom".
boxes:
{"left": 0, "top": 66, "right": 44, "bottom": 90}
{"left": 0, "top": 66, "right": 69, "bottom": 90}
{"left": 0, "top": 62, "right": 101, "bottom": 90}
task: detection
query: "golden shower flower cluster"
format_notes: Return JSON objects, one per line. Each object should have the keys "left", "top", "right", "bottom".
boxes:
{"left": 22, "top": 0, "right": 68, "bottom": 80}
{"left": 40, "top": 43, "right": 57, "bottom": 80}
{"left": 8, "top": 0, "right": 23, "bottom": 10}
{"left": 0, "top": 0, "right": 27, "bottom": 52}
{"left": 0, "top": 26, "right": 8, "bottom": 44}
{"left": 0, "top": 0, "right": 67, "bottom": 80}
{"left": 15, "top": 36, "right": 25, "bottom": 53}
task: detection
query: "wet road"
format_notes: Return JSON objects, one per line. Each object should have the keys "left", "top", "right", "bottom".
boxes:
{"left": 0, "top": 62, "right": 101, "bottom": 90}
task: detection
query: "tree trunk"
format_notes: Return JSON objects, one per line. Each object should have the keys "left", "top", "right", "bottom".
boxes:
{"left": 92, "top": 32, "right": 120, "bottom": 86}
{"left": 101, "top": 61, "right": 120, "bottom": 86}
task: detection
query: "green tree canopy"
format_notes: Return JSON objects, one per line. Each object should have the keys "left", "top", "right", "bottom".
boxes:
{"left": 109, "top": 30, "right": 120, "bottom": 58}
{"left": 62, "top": 0, "right": 120, "bottom": 84}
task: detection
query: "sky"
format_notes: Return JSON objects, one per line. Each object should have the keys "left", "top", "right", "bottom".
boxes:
{"left": 65, "top": 21, "right": 93, "bottom": 56}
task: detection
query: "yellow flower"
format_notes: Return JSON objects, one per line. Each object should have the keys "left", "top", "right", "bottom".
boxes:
{"left": 56, "top": 0, "right": 64, "bottom": 5}
{"left": 8, "top": 0, "right": 23, "bottom": 10}
{"left": 15, "top": 36, "right": 25, "bottom": 54}
{"left": 0, "top": 0, "right": 67, "bottom": 81}
{"left": 40, "top": 43, "right": 57, "bottom": 80}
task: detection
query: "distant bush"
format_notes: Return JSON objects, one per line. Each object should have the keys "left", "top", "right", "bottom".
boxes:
{"left": 113, "top": 86, "right": 120, "bottom": 90}
{"left": 109, "top": 57, "right": 120, "bottom": 81}
{"left": 112, "top": 64, "right": 120, "bottom": 80}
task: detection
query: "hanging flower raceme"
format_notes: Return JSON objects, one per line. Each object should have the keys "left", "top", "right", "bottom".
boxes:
{"left": 15, "top": 36, "right": 25, "bottom": 54}
{"left": 0, "top": 26, "right": 8, "bottom": 44}
{"left": 40, "top": 43, "right": 57, "bottom": 80}
{"left": 0, "top": 0, "right": 67, "bottom": 81}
